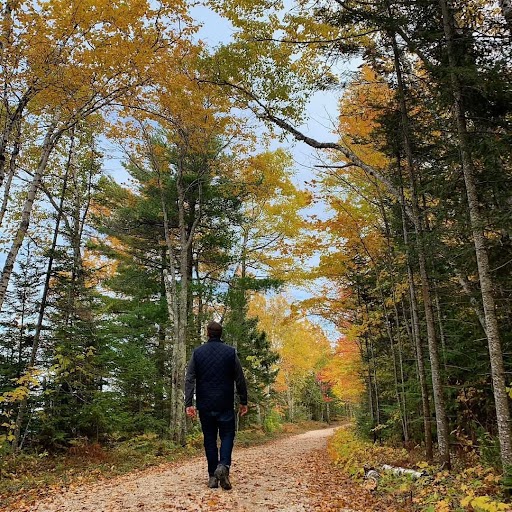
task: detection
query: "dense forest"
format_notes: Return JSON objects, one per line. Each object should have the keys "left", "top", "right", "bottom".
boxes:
{"left": 1, "top": 0, "right": 511, "bottom": 494}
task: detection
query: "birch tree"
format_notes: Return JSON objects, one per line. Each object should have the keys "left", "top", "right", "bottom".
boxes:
{"left": 0, "top": 0, "right": 194, "bottom": 312}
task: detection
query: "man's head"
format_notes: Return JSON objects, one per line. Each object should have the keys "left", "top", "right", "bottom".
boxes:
{"left": 207, "top": 321, "right": 223, "bottom": 338}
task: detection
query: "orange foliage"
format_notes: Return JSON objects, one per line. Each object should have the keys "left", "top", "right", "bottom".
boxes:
{"left": 337, "top": 65, "right": 392, "bottom": 170}
{"left": 248, "top": 293, "right": 363, "bottom": 403}
{"left": 248, "top": 293, "right": 331, "bottom": 392}
{"left": 320, "top": 337, "right": 364, "bottom": 404}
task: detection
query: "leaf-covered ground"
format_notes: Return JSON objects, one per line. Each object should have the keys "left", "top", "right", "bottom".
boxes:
{"left": 5, "top": 426, "right": 397, "bottom": 512}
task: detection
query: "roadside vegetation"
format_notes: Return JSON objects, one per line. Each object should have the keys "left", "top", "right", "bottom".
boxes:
{"left": 328, "top": 427, "right": 511, "bottom": 511}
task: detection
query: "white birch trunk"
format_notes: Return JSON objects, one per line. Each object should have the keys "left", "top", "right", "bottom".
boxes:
{"left": 0, "top": 124, "right": 58, "bottom": 313}
{"left": 0, "top": 116, "right": 22, "bottom": 227}
{"left": 12, "top": 129, "right": 73, "bottom": 452}
{"left": 439, "top": 0, "right": 512, "bottom": 467}
{"left": 157, "top": 148, "right": 203, "bottom": 445}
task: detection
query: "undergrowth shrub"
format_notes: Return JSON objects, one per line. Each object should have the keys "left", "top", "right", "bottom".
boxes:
{"left": 327, "top": 427, "right": 511, "bottom": 511}
{"left": 68, "top": 438, "right": 107, "bottom": 461}
{"left": 263, "top": 409, "right": 283, "bottom": 433}
{"left": 478, "top": 431, "right": 502, "bottom": 469}
{"left": 185, "top": 425, "right": 203, "bottom": 449}
{"left": 328, "top": 426, "right": 411, "bottom": 477}
{"left": 114, "top": 433, "right": 177, "bottom": 456}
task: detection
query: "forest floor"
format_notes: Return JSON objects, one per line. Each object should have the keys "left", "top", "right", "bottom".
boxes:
{"left": 3, "top": 425, "right": 398, "bottom": 512}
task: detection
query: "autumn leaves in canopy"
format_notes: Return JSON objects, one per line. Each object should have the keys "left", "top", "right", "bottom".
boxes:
{"left": 0, "top": 0, "right": 348, "bottom": 451}
{"left": 211, "top": 0, "right": 512, "bottom": 471}
{"left": 1, "top": 0, "right": 512, "bottom": 474}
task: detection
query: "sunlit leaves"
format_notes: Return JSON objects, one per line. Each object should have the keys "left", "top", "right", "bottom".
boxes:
{"left": 248, "top": 293, "right": 345, "bottom": 402}
{"left": 321, "top": 337, "right": 363, "bottom": 404}
{"left": 237, "top": 149, "right": 311, "bottom": 280}
{"left": 2, "top": 0, "right": 196, "bottom": 124}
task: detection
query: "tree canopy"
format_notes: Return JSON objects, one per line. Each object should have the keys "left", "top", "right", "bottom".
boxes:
{"left": 1, "top": 2, "right": 512, "bottom": 496}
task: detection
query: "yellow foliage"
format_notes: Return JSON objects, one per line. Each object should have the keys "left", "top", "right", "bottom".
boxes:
{"left": 329, "top": 428, "right": 510, "bottom": 511}
{"left": 321, "top": 337, "right": 364, "bottom": 404}
{"left": 435, "top": 499, "right": 451, "bottom": 512}
{"left": 234, "top": 149, "right": 311, "bottom": 281}
{"left": 461, "top": 495, "right": 511, "bottom": 512}
{"left": 2, "top": 0, "right": 198, "bottom": 170}
{"left": 248, "top": 293, "right": 331, "bottom": 391}
{"left": 248, "top": 292, "right": 363, "bottom": 407}
{"left": 336, "top": 65, "right": 392, "bottom": 170}
{"left": 0, "top": 370, "right": 42, "bottom": 448}
{"left": 0, "top": 369, "right": 41, "bottom": 405}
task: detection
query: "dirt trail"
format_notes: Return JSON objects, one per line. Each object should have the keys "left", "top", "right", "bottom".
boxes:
{"left": 18, "top": 426, "right": 359, "bottom": 512}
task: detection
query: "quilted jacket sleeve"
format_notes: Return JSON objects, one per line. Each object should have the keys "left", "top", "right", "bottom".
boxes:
{"left": 184, "top": 353, "right": 196, "bottom": 407}
{"left": 234, "top": 352, "right": 248, "bottom": 405}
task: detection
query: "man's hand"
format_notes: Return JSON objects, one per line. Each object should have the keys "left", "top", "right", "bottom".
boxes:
{"left": 186, "top": 406, "right": 197, "bottom": 419}
{"left": 239, "top": 404, "right": 248, "bottom": 417}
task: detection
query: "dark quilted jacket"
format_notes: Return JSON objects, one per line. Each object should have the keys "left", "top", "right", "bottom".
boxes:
{"left": 184, "top": 337, "right": 248, "bottom": 411}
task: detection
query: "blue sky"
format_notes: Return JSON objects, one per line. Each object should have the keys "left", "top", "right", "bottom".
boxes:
{"left": 188, "top": 4, "right": 354, "bottom": 309}
{"left": 190, "top": 4, "right": 349, "bottom": 175}
{"left": 105, "top": 5, "right": 351, "bottom": 185}
{"left": 103, "top": 3, "right": 357, "bottom": 341}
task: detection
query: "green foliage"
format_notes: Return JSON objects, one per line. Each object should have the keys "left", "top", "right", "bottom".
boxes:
{"left": 297, "top": 373, "right": 335, "bottom": 422}
{"left": 478, "top": 432, "right": 503, "bottom": 470}
{"left": 115, "top": 433, "right": 177, "bottom": 456}
{"left": 222, "top": 278, "right": 280, "bottom": 418}
{"left": 262, "top": 408, "right": 283, "bottom": 433}
{"left": 501, "top": 465, "right": 512, "bottom": 495}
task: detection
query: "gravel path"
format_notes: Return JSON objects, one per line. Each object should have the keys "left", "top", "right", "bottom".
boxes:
{"left": 19, "top": 427, "right": 358, "bottom": 512}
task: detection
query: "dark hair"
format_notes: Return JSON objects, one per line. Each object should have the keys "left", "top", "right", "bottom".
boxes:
{"left": 207, "top": 321, "right": 223, "bottom": 338}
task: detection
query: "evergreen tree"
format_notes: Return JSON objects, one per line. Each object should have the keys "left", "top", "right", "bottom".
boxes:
{"left": 222, "top": 278, "right": 279, "bottom": 425}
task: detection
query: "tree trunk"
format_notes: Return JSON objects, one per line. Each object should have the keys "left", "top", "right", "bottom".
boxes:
{"left": 379, "top": 286, "right": 408, "bottom": 442}
{"left": 158, "top": 150, "right": 203, "bottom": 445}
{"left": 12, "top": 129, "right": 72, "bottom": 452}
{"left": 161, "top": 213, "right": 179, "bottom": 436}
{"left": 0, "top": 123, "right": 59, "bottom": 313}
{"left": 371, "top": 180, "right": 411, "bottom": 443}
{"left": 285, "top": 374, "right": 294, "bottom": 421}
{"left": 456, "top": 273, "right": 487, "bottom": 332}
{"left": 410, "top": 188, "right": 450, "bottom": 466}
{"left": 400, "top": 195, "right": 434, "bottom": 461}
{"left": 15, "top": 258, "right": 29, "bottom": 379}
{"left": 194, "top": 259, "right": 203, "bottom": 340}
{"left": 369, "top": 338, "right": 380, "bottom": 430}
{"left": 174, "top": 169, "right": 190, "bottom": 444}
{"left": 393, "top": 297, "right": 410, "bottom": 443}
{"left": 498, "top": 0, "right": 512, "bottom": 30}
{"left": 433, "top": 283, "right": 448, "bottom": 372}
{"left": 438, "top": 0, "right": 512, "bottom": 467}
{"left": 155, "top": 251, "right": 167, "bottom": 420}
{"left": 388, "top": 22, "right": 450, "bottom": 465}
{"left": 67, "top": 134, "right": 84, "bottom": 327}
{"left": 0, "top": 116, "right": 22, "bottom": 227}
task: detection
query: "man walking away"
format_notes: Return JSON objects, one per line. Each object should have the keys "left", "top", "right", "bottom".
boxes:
{"left": 185, "top": 321, "right": 248, "bottom": 490}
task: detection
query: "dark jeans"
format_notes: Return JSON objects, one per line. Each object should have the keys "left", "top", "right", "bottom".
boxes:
{"left": 198, "top": 409, "right": 236, "bottom": 476}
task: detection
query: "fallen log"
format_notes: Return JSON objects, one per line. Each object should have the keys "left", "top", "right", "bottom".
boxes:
{"left": 381, "top": 464, "right": 427, "bottom": 479}
{"left": 363, "top": 464, "right": 427, "bottom": 490}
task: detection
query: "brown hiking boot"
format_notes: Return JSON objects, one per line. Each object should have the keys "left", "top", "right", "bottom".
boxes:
{"left": 214, "top": 464, "right": 232, "bottom": 490}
